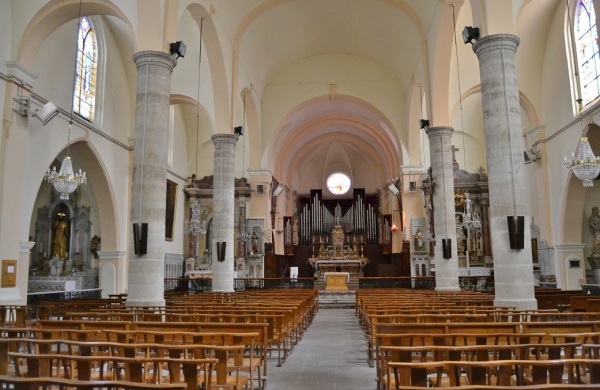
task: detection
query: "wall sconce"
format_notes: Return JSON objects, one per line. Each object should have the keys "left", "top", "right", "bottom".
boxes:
{"left": 462, "top": 26, "right": 480, "bottom": 45}
{"left": 169, "top": 41, "right": 186, "bottom": 59}
{"left": 390, "top": 223, "right": 400, "bottom": 233}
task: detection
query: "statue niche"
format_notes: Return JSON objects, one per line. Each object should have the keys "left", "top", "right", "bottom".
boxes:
{"left": 31, "top": 189, "right": 97, "bottom": 291}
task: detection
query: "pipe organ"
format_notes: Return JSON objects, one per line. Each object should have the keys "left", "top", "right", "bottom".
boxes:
{"left": 298, "top": 189, "right": 380, "bottom": 245}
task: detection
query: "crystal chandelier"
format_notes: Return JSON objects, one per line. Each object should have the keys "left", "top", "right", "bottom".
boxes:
{"left": 45, "top": 122, "right": 87, "bottom": 200}
{"left": 184, "top": 198, "right": 207, "bottom": 235}
{"left": 563, "top": 136, "right": 600, "bottom": 187}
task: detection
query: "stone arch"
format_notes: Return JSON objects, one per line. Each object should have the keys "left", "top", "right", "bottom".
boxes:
{"left": 184, "top": 4, "right": 231, "bottom": 136}
{"left": 16, "top": 0, "right": 135, "bottom": 69}
{"left": 267, "top": 94, "right": 400, "bottom": 185}
{"left": 31, "top": 139, "right": 121, "bottom": 253}
{"left": 241, "top": 88, "right": 261, "bottom": 170}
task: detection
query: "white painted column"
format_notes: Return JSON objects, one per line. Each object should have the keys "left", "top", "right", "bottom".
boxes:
{"left": 473, "top": 34, "right": 536, "bottom": 309}
{"left": 425, "top": 126, "right": 459, "bottom": 291}
{"left": 98, "top": 251, "right": 126, "bottom": 298}
{"left": 126, "top": 51, "right": 177, "bottom": 307}
{"left": 211, "top": 134, "right": 238, "bottom": 292}
{"left": 0, "top": 63, "right": 36, "bottom": 305}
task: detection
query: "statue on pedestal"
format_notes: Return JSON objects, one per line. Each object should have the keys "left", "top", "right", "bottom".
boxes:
{"left": 52, "top": 218, "right": 69, "bottom": 259}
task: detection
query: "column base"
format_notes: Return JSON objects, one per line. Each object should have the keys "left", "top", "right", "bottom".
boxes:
{"left": 125, "top": 298, "right": 166, "bottom": 307}
{"left": 494, "top": 298, "right": 537, "bottom": 311}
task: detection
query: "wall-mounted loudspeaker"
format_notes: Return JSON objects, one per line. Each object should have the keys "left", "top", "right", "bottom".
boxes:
{"left": 409, "top": 181, "right": 417, "bottom": 192}
{"left": 257, "top": 184, "right": 264, "bottom": 195}
{"left": 388, "top": 183, "right": 399, "bottom": 195}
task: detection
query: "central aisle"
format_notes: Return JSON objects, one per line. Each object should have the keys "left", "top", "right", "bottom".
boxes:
{"left": 267, "top": 308, "right": 376, "bottom": 390}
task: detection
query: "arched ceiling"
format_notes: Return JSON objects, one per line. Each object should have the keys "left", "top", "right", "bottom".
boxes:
{"left": 210, "top": 0, "right": 440, "bottom": 191}
{"left": 229, "top": 0, "right": 434, "bottom": 95}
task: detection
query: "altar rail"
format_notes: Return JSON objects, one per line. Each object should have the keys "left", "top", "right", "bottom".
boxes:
{"left": 27, "top": 288, "right": 102, "bottom": 320}
{"left": 164, "top": 277, "right": 315, "bottom": 293}
{"left": 358, "top": 276, "right": 494, "bottom": 292}
{"left": 234, "top": 278, "right": 314, "bottom": 291}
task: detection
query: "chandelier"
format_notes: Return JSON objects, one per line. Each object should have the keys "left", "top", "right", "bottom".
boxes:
{"left": 45, "top": 122, "right": 87, "bottom": 200}
{"left": 563, "top": 136, "right": 600, "bottom": 187}
{"left": 184, "top": 198, "right": 207, "bottom": 235}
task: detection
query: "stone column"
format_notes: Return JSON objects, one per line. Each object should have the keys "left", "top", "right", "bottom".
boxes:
{"left": 473, "top": 35, "right": 536, "bottom": 310}
{"left": 425, "top": 126, "right": 459, "bottom": 291}
{"left": 126, "top": 51, "right": 177, "bottom": 307}
{"left": 211, "top": 134, "right": 238, "bottom": 292}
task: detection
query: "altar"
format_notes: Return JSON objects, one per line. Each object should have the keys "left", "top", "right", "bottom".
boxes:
{"left": 307, "top": 224, "right": 369, "bottom": 276}
{"left": 324, "top": 272, "right": 349, "bottom": 291}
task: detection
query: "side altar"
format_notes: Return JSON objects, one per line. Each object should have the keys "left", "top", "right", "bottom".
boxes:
{"left": 308, "top": 224, "right": 369, "bottom": 276}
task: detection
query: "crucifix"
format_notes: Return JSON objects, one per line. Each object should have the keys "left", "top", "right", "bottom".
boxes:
{"left": 451, "top": 145, "right": 460, "bottom": 170}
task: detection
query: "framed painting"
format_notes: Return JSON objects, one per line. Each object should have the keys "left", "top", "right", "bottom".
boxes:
{"left": 165, "top": 180, "right": 177, "bottom": 241}
{"left": 1, "top": 259, "right": 17, "bottom": 288}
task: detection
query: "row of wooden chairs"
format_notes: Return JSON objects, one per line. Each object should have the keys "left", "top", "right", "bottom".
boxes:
{"left": 0, "top": 336, "right": 257, "bottom": 389}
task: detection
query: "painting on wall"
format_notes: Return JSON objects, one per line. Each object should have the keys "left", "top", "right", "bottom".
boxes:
{"left": 165, "top": 180, "right": 177, "bottom": 241}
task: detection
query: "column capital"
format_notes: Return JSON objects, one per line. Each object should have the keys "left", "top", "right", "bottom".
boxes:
{"left": 5, "top": 62, "right": 37, "bottom": 87}
{"left": 133, "top": 51, "right": 177, "bottom": 72}
{"left": 212, "top": 133, "right": 239, "bottom": 146}
{"left": 473, "top": 34, "right": 520, "bottom": 57}
{"left": 425, "top": 126, "right": 454, "bottom": 139}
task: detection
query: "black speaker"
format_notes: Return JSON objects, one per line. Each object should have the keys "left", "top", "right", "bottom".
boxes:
{"left": 442, "top": 238, "right": 452, "bottom": 259}
{"left": 507, "top": 216, "right": 525, "bottom": 250}
{"left": 257, "top": 184, "right": 264, "bottom": 195}
{"left": 409, "top": 181, "right": 417, "bottom": 192}
{"left": 217, "top": 241, "right": 226, "bottom": 262}
{"left": 133, "top": 223, "right": 148, "bottom": 255}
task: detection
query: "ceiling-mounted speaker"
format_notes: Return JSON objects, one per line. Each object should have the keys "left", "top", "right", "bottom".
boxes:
{"left": 257, "top": 184, "right": 264, "bottom": 195}
{"left": 409, "top": 181, "right": 417, "bottom": 192}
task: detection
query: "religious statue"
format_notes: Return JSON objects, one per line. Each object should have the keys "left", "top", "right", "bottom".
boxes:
{"left": 52, "top": 218, "right": 69, "bottom": 259}
{"left": 413, "top": 229, "right": 425, "bottom": 252}
{"left": 590, "top": 206, "right": 600, "bottom": 257}
{"left": 251, "top": 230, "right": 259, "bottom": 254}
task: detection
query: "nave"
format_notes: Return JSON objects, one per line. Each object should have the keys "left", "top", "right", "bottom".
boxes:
{"left": 268, "top": 308, "right": 375, "bottom": 390}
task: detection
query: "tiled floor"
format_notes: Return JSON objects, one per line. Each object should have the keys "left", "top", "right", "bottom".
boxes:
{"left": 267, "top": 308, "right": 377, "bottom": 390}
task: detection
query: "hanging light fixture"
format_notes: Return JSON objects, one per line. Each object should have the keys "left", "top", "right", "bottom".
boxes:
{"left": 564, "top": 133, "right": 600, "bottom": 187}
{"left": 185, "top": 198, "right": 207, "bottom": 235}
{"left": 562, "top": 0, "right": 600, "bottom": 187}
{"left": 45, "top": 0, "right": 87, "bottom": 200}
{"left": 238, "top": 92, "right": 250, "bottom": 242}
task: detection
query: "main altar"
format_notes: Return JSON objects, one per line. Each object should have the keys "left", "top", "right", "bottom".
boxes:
{"left": 308, "top": 224, "right": 369, "bottom": 276}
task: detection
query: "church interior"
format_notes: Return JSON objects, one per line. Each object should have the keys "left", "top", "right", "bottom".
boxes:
{"left": 1, "top": 0, "right": 598, "bottom": 304}
{"left": 2, "top": 0, "right": 600, "bottom": 388}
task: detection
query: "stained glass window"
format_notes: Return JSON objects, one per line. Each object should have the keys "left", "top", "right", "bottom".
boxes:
{"left": 326, "top": 172, "right": 351, "bottom": 195}
{"left": 576, "top": 0, "right": 600, "bottom": 106}
{"left": 73, "top": 16, "right": 97, "bottom": 121}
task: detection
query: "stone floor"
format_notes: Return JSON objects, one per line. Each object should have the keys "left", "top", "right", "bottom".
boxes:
{"left": 266, "top": 308, "right": 377, "bottom": 390}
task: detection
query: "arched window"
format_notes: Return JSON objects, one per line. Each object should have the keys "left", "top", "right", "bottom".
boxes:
{"left": 576, "top": 0, "right": 600, "bottom": 106}
{"left": 73, "top": 16, "right": 97, "bottom": 121}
